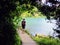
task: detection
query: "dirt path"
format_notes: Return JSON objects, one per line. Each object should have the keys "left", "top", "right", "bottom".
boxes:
{"left": 17, "top": 29, "right": 37, "bottom": 45}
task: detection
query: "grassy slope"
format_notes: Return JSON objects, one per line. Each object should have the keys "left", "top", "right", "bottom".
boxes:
{"left": 33, "top": 36, "right": 60, "bottom": 45}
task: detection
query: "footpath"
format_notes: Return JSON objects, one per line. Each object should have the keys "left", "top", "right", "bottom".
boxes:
{"left": 17, "top": 29, "right": 37, "bottom": 45}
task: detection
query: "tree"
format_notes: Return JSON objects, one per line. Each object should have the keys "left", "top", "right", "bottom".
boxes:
{"left": 48, "top": 0, "right": 60, "bottom": 38}
{"left": 0, "top": 0, "right": 20, "bottom": 45}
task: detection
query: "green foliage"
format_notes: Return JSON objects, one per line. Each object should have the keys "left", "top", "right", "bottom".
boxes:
{"left": 10, "top": 11, "right": 22, "bottom": 28}
{"left": 34, "top": 36, "right": 60, "bottom": 45}
{"left": 16, "top": 3, "right": 46, "bottom": 18}
{"left": 0, "top": 0, "right": 22, "bottom": 45}
{"left": 14, "top": 32, "right": 22, "bottom": 45}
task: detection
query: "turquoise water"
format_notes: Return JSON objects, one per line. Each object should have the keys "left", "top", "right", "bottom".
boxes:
{"left": 21, "top": 17, "right": 56, "bottom": 36}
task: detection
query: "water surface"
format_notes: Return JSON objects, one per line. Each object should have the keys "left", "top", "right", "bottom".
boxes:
{"left": 23, "top": 17, "right": 56, "bottom": 36}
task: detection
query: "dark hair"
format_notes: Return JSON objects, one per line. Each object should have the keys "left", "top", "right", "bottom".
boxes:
{"left": 23, "top": 19, "right": 25, "bottom": 20}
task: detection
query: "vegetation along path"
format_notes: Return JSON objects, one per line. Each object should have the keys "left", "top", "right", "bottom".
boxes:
{"left": 17, "top": 29, "right": 37, "bottom": 45}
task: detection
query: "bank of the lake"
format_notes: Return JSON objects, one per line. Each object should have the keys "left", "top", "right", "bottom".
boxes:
{"left": 33, "top": 36, "right": 60, "bottom": 45}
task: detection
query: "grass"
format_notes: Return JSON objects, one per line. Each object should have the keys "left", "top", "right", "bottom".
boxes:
{"left": 33, "top": 36, "right": 60, "bottom": 45}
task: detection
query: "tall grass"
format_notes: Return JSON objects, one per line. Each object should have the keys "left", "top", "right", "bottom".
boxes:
{"left": 33, "top": 36, "right": 60, "bottom": 45}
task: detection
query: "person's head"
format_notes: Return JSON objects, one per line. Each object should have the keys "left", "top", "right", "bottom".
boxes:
{"left": 23, "top": 19, "right": 25, "bottom": 21}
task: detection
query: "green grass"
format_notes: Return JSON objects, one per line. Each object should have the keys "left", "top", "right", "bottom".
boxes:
{"left": 33, "top": 36, "right": 60, "bottom": 45}
{"left": 24, "top": 30, "right": 30, "bottom": 35}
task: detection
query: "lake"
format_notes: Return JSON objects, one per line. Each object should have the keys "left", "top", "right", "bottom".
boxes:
{"left": 20, "top": 17, "right": 57, "bottom": 36}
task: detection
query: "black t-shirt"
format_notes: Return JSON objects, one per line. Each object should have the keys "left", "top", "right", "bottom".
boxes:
{"left": 22, "top": 21, "right": 26, "bottom": 26}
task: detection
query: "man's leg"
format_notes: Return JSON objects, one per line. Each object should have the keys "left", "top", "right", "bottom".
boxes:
{"left": 22, "top": 26, "right": 25, "bottom": 33}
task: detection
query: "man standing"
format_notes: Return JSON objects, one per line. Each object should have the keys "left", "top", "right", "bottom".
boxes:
{"left": 21, "top": 19, "right": 26, "bottom": 32}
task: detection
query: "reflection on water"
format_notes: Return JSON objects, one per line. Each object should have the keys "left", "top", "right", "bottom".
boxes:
{"left": 25, "top": 17, "right": 56, "bottom": 36}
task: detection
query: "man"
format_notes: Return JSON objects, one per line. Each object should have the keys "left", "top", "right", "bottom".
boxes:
{"left": 21, "top": 19, "right": 26, "bottom": 32}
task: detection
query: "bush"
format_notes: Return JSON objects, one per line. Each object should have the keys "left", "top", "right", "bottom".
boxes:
{"left": 34, "top": 36, "right": 60, "bottom": 45}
